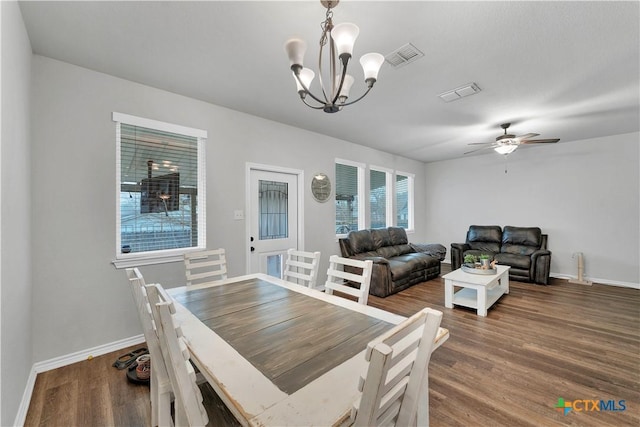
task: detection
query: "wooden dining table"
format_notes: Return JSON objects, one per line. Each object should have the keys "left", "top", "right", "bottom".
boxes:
{"left": 167, "top": 273, "right": 449, "bottom": 426}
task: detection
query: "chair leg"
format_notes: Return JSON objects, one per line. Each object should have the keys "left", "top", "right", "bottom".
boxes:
{"left": 157, "top": 390, "right": 173, "bottom": 427}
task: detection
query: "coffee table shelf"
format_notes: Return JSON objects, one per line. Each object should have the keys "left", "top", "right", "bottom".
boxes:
{"left": 443, "top": 265, "right": 510, "bottom": 317}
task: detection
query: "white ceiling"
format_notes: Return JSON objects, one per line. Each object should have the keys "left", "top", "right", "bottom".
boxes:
{"left": 19, "top": 1, "right": 640, "bottom": 163}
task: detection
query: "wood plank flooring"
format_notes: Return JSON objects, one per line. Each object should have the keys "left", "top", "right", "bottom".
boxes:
{"left": 367, "top": 272, "right": 640, "bottom": 427}
{"left": 25, "top": 272, "right": 639, "bottom": 426}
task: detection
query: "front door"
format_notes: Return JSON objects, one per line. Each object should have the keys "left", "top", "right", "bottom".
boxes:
{"left": 248, "top": 168, "right": 299, "bottom": 277}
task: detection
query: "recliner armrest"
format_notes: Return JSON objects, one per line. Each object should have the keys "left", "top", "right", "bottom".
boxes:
{"left": 410, "top": 243, "right": 446, "bottom": 261}
{"left": 450, "top": 243, "right": 470, "bottom": 270}
{"left": 530, "top": 249, "right": 551, "bottom": 260}
{"left": 451, "top": 243, "right": 470, "bottom": 251}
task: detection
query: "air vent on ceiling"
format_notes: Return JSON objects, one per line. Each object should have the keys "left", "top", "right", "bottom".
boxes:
{"left": 385, "top": 43, "right": 424, "bottom": 68}
{"left": 438, "top": 82, "right": 481, "bottom": 102}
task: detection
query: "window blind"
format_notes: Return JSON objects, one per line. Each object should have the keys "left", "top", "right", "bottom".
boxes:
{"left": 335, "top": 163, "right": 360, "bottom": 234}
{"left": 119, "top": 123, "right": 199, "bottom": 254}
{"left": 370, "top": 169, "right": 387, "bottom": 229}
{"left": 396, "top": 174, "right": 410, "bottom": 229}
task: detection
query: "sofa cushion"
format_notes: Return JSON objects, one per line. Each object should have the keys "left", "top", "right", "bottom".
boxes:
{"left": 371, "top": 228, "right": 392, "bottom": 249}
{"left": 388, "top": 227, "right": 409, "bottom": 245}
{"left": 495, "top": 253, "right": 531, "bottom": 270}
{"left": 501, "top": 226, "right": 542, "bottom": 256}
{"left": 388, "top": 255, "right": 425, "bottom": 279}
{"left": 467, "top": 225, "right": 502, "bottom": 253}
{"left": 502, "top": 226, "right": 542, "bottom": 247}
{"left": 468, "top": 225, "right": 502, "bottom": 243}
{"left": 376, "top": 246, "right": 400, "bottom": 258}
{"left": 396, "top": 244, "right": 414, "bottom": 255}
{"left": 464, "top": 249, "right": 497, "bottom": 261}
{"left": 347, "top": 229, "right": 375, "bottom": 254}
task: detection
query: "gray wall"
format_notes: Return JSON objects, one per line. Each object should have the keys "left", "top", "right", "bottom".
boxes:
{"left": 30, "top": 55, "right": 428, "bottom": 363}
{"left": 1, "top": 1, "right": 33, "bottom": 425}
{"left": 424, "top": 132, "right": 640, "bottom": 286}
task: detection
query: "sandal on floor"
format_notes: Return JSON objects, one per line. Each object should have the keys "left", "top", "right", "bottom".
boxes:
{"left": 112, "top": 347, "right": 148, "bottom": 370}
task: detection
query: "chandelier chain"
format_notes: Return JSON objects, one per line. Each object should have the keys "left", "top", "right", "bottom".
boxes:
{"left": 319, "top": 7, "right": 333, "bottom": 47}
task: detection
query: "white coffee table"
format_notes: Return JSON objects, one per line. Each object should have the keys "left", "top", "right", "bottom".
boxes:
{"left": 443, "top": 265, "right": 510, "bottom": 316}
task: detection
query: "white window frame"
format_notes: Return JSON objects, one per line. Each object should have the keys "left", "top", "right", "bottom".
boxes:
{"left": 335, "top": 158, "right": 365, "bottom": 238}
{"left": 369, "top": 165, "right": 393, "bottom": 228}
{"left": 112, "top": 112, "right": 207, "bottom": 268}
{"left": 395, "top": 171, "right": 415, "bottom": 232}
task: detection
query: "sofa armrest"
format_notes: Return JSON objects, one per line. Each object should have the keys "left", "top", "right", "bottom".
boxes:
{"left": 450, "top": 243, "right": 470, "bottom": 270}
{"left": 531, "top": 249, "right": 552, "bottom": 285}
{"left": 410, "top": 243, "right": 446, "bottom": 261}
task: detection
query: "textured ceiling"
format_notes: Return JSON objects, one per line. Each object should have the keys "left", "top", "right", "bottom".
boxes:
{"left": 19, "top": 1, "right": 640, "bottom": 163}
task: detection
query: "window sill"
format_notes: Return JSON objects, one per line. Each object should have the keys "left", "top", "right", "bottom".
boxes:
{"left": 112, "top": 249, "right": 198, "bottom": 269}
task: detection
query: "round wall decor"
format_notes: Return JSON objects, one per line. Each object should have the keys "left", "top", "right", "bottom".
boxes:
{"left": 311, "top": 173, "right": 332, "bottom": 202}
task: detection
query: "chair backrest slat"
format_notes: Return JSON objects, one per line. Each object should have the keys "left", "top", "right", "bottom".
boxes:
{"left": 149, "top": 283, "right": 210, "bottom": 427}
{"left": 283, "top": 249, "right": 321, "bottom": 288}
{"left": 184, "top": 248, "right": 227, "bottom": 286}
{"left": 352, "top": 308, "right": 443, "bottom": 427}
{"left": 324, "top": 255, "right": 373, "bottom": 305}
{"left": 125, "top": 268, "right": 169, "bottom": 384}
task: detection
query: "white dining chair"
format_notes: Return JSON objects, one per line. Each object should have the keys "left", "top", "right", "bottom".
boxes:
{"left": 283, "top": 249, "right": 321, "bottom": 288}
{"left": 125, "top": 268, "right": 173, "bottom": 427}
{"left": 150, "top": 283, "right": 210, "bottom": 427}
{"left": 350, "top": 307, "right": 443, "bottom": 427}
{"left": 184, "top": 248, "right": 227, "bottom": 286}
{"left": 324, "top": 255, "right": 373, "bottom": 305}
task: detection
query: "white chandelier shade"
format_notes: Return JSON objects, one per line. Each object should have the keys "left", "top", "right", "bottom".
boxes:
{"left": 330, "top": 23, "right": 359, "bottom": 58}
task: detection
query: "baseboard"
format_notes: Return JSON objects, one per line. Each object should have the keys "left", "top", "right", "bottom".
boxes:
{"left": 13, "top": 367, "right": 37, "bottom": 427}
{"left": 551, "top": 273, "right": 639, "bottom": 289}
{"left": 14, "top": 334, "right": 145, "bottom": 426}
{"left": 443, "top": 262, "right": 638, "bottom": 289}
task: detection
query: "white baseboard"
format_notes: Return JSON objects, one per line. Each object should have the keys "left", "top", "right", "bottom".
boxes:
{"left": 14, "top": 334, "right": 145, "bottom": 427}
{"left": 443, "top": 261, "right": 638, "bottom": 289}
{"left": 551, "top": 272, "right": 639, "bottom": 289}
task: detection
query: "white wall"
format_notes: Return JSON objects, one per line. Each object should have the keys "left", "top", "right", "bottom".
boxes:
{"left": 424, "top": 132, "right": 640, "bottom": 287}
{"left": 30, "top": 55, "right": 427, "bottom": 363}
{"left": 1, "top": 1, "right": 33, "bottom": 425}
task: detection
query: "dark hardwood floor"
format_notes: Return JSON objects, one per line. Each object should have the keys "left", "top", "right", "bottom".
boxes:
{"left": 25, "top": 272, "right": 639, "bottom": 426}
{"left": 367, "top": 271, "right": 640, "bottom": 427}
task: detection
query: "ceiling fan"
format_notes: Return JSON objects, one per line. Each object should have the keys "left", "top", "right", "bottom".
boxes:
{"left": 465, "top": 123, "right": 560, "bottom": 155}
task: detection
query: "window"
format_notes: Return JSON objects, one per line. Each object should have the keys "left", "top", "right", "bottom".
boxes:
{"left": 113, "top": 112, "right": 207, "bottom": 267}
{"left": 335, "top": 159, "right": 365, "bottom": 236}
{"left": 395, "top": 172, "right": 414, "bottom": 230}
{"left": 370, "top": 167, "right": 393, "bottom": 229}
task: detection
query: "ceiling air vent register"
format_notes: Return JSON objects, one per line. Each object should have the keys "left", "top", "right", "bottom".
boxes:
{"left": 438, "top": 83, "right": 482, "bottom": 102}
{"left": 385, "top": 43, "right": 424, "bottom": 68}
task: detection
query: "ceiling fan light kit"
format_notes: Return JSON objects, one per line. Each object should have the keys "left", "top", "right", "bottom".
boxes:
{"left": 464, "top": 123, "right": 560, "bottom": 156}
{"left": 284, "top": 0, "right": 384, "bottom": 113}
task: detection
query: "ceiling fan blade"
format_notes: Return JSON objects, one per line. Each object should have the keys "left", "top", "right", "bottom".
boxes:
{"left": 515, "top": 133, "right": 539, "bottom": 141}
{"left": 521, "top": 138, "right": 560, "bottom": 144}
{"left": 464, "top": 145, "right": 496, "bottom": 155}
{"left": 467, "top": 142, "right": 493, "bottom": 146}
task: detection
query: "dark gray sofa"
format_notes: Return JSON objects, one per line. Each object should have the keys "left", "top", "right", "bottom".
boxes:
{"left": 338, "top": 227, "right": 446, "bottom": 297}
{"left": 451, "top": 225, "right": 552, "bottom": 285}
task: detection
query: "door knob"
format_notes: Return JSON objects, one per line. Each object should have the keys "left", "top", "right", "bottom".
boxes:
{"left": 250, "top": 246, "right": 255, "bottom": 252}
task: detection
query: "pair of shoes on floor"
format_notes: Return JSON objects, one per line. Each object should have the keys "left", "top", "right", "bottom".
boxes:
{"left": 112, "top": 347, "right": 148, "bottom": 370}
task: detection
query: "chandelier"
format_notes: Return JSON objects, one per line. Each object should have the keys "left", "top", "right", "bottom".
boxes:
{"left": 284, "top": 0, "right": 384, "bottom": 113}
